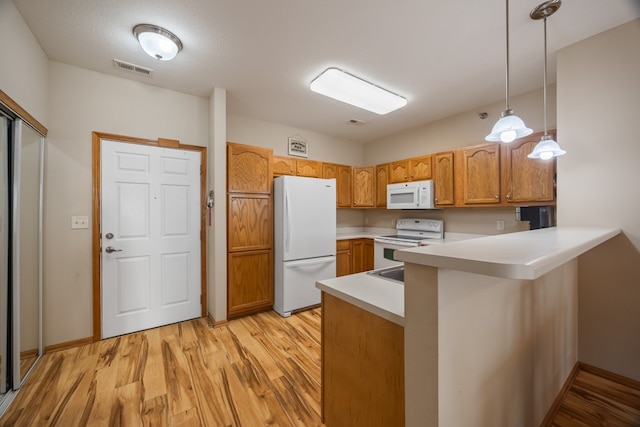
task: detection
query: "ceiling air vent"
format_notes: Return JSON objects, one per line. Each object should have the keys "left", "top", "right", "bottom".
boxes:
{"left": 113, "top": 59, "right": 153, "bottom": 77}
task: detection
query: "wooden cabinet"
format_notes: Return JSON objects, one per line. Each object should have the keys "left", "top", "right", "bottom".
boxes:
{"left": 273, "top": 155, "right": 296, "bottom": 176}
{"left": 389, "top": 155, "right": 432, "bottom": 183}
{"left": 375, "top": 164, "right": 389, "bottom": 208}
{"left": 323, "top": 163, "right": 352, "bottom": 208}
{"left": 351, "top": 238, "right": 374, "bottom": 273}
{"left": 227, "top": 250, "right": 273, "bottom": 318}
{"left": 273, "top": 156, "right": 323, "bottom": 178}
{"left": 352, "top": 167, "right": 375, "bottom": 208}
{"left": 501, "top": 132, "right": 556, "bottom": 203}
{"left": 455, "top": 143, "right": 501, "bottom": 205}
{"left": 227, "top": 142, "right": 274, "bottom": 319}
{"left": 322, "top": 293, "right": 404, "bottom": 427}
{"left": 389, "top": 160, "right": 410, "bottom": 183}
{"left": 336, "top": 238, "right": 373, "bottom": 276}
{"left": 336, "top": 240, "right": 352, "bottom": 277}
{"left": 433, "top": 152, "right": 454, "bottom": 206}
{"left": 408, "top": 155, "right": 432, "bottom": 181}
{"left": 227, "top": 142, "right": 272, "bottom": 193}
{"left": 295, "top": 159, "right": 323, "bottom": 177}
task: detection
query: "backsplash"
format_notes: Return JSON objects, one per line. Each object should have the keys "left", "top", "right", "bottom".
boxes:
{"left": 337, "top": 207, "right": 531, "bottom": 235}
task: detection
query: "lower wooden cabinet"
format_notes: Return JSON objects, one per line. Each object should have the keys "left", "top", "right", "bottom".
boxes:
{"left": 351, "top": 238, "right": 374, "bottom": 273}
{"left": 337, "top": 238, "right": 374, "bottom": 276}
{"left": 227, "top": 250, "right": 273, "bottom": 318}
{"left": 322, "top": 293, "right": 404, "bottom": 427}
{"left": 336, "top": 240, "right": 352, "bottom": 277}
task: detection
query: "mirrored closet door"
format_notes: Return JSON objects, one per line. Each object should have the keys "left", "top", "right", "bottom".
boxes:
{"left": 0, "top": 110, "right": 44, "bottom": 414}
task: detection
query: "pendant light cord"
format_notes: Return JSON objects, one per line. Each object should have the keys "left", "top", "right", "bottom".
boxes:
{"left": 505, "top": 0, "right": 511, "bottom": 111}
{"left": 543, "top": 17, "right": 549, "bottom": 136}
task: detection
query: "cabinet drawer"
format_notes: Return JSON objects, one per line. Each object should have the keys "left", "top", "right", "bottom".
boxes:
{"left": 336, "top": 240, "right": 351, "bottom": 251}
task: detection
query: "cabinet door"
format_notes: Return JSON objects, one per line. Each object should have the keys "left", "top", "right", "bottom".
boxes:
{"left": 501, "top": 134, "right": 556, "bottom": 203}
{"left": 352, "top": 167, "right": 375, "bottom": 208}
{"left": 409, "top": 155, "right": 432, "bottom": 181}
{"left": 336, "top": 240, "right": 352, "bottom": 277}
{"left": 458, "top": 143, "right": 500, "bottom": 205}
{"left": 434, "top": 152, "right": 454, "bottom": 206}
{"left": 324, "top": 163, "right": 352, "bottom": 208}
{"left": 296, "top": 159, "right": 323, "bottom": 177}
{"left": 352, "top": 238, "right": 374, "bottom": 273}
{"left": 273, "top": 155, "right": 295, "bottom": 176}
{"left": 389, "top": 160, "right": 409, "bottom": 183}
{"left": 227, "top": 194, "right": 272, "bottom": 251}
{"left": 227, "top": 142, "right": 272, "bottom": 193}
{"left": 227, "top": 250, "right": 273, "bottom": 318}
{"left": 375, "top": 164, "right": 389, "bottom": 208}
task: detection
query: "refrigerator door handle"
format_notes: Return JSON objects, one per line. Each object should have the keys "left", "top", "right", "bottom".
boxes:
{"left": 285, "top": 256, "right": 335, "bottom": 268}
{"left": 285, "top": 187, "right": 291, "bottom": 253}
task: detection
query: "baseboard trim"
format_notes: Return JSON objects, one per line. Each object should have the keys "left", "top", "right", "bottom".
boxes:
{"left": 208, "top": 312, "right": 229, "bottom": 328}
{"left": 540, "top": 361, "right": 581, "bottom": 426}
{"left": 579, "top": 361, "right": 640, "bottom": 391}
{"left": 45, "top": 336, "right": 94, "bottom": 354}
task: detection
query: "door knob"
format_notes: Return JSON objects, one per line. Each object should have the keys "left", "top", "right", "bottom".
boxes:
{"left": 105, "top": 246, "right": 122, "bottom": 253}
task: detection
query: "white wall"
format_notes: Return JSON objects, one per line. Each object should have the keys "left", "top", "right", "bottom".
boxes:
{"left": 227, "top": 114, "right": 365, "bottom": 166}
{"left": 0, "top": 0, "right": 48, "bottom": 124}
{"left": 557, "top": 19, "right": 640, "bottom": 380}
{"left": 44, "top": 62, "right": 209, "bottom": 346}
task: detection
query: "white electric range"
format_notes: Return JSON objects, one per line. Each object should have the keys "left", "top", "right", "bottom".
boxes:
{"left": 373, "top": 218, "right": 444, "bottom": 269}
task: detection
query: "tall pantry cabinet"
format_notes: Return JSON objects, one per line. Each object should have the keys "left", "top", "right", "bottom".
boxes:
{"left": 226, "top": 143, "right": 274, "bottom": 318}
{"left": 0, "top": 93, "right": 44, "bottom": 414}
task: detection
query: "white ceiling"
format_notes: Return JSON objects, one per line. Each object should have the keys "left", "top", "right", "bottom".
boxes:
{"left": 13, "top": 0, "right": 640, "bottom": 143}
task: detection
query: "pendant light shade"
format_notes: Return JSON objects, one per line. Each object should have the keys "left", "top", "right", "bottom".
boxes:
{"left": 486, "top": 0, "right": 532, "bottom": 143}
{"left": 528, "top": 0, "right": 567, "bottom": 160}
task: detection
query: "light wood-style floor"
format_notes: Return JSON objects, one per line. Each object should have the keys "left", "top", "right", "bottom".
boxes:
{"left": 2, "top": 306, "right": 639, "bottom": 426}
{"left": 0, "top": 308, "right": 323, "bottom": 426}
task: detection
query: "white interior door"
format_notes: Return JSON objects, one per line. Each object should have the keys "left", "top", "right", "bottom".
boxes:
{"left": 101, "top": 140, "right": 201, "bottom": 339}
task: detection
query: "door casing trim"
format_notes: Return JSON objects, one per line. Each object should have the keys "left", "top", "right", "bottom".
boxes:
{"left": 91, "top": 131, "right": 207, "bottom": 342}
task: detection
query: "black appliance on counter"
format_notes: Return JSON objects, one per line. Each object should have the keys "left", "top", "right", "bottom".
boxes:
{"left": 516, "top": 206, "right": 555, "bottom": 230}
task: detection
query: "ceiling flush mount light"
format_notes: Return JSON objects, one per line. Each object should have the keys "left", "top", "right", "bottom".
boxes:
{"left": 310, "top": 68, "right": 407, "bottom": 115}
{"left": 486, "top": 0, "right": 533, "bottom": 143}
{"left": 528, "top": 0, "right": 567, "bottom": 160}
{"left": 133, "top": 24, "right": 183, "bottom": 61}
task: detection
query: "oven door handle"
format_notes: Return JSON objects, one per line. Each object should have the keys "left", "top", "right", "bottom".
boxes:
{"left": 373, "top": 238, "right": 419, "bottom": 247}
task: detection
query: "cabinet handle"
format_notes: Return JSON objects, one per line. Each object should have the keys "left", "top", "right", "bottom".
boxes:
{"left": 495, "top": 195, "right": 499, "bottom": 199}
{"left": 506, "top": 194, "right": 511, "bottom": 199}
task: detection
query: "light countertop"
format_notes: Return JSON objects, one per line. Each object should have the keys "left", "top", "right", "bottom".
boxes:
{"left": 396, "top": 226, "right": 620, "bottom": 280}
{"left": 316, "top": 273, "right": 405, "bottom": 326}
{"left": 336, "top": 227, "right": 395, "bottom": 240}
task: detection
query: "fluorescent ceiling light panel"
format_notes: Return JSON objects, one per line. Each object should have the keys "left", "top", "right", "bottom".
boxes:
{"left": 310, "top": 68, "right": 407, "bottom": 115}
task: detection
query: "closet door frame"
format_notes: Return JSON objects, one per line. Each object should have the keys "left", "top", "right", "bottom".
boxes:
{"left": 11, "top": 119, "right": 44, "bottom": 388}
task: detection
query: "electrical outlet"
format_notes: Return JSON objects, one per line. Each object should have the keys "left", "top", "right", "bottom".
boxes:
{"left": 364, "top": 217, "right": 369, "bottom": 225}
{"left": 71, "top": 215, "right": 89, "bottom": 229}
{"left": 391, "top": 219, "right": 396, "bottom": 227}
{"left": 496, "top": 220, "right": 505, "bottom": 231}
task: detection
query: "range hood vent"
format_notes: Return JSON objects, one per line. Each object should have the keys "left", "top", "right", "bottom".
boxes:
{"left": 113, "top": 59, "right": 153, "bottom": 76}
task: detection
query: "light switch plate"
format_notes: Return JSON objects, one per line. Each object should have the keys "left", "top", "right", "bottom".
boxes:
{"left": 71, "top": 215, "right": 89, "bottom": 229}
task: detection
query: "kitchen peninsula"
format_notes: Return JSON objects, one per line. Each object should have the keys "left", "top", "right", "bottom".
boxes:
{"left": 317, "top": 226, "right": 620, "bottom": 427}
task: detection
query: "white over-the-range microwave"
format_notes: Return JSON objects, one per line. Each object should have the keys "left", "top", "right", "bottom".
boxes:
{"left": 386, "top": 180, "right": 435, "bottom": 209}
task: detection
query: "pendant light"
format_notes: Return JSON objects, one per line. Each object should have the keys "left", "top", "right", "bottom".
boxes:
{"left": 528, "top": 0, "right": 567, "bottom": 160}
{"left": 486, "top": 0, "right": 533, "bottom": 143}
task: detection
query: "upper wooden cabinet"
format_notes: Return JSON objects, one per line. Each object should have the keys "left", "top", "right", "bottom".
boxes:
{"left": 295, "top": 159, "right": 323, "bottom": 177}
{"left": 352, "top": 166, "right": 375, "bottom": 208}
{"left": 273, "top": 155, "right": 296, "bottom": 176}
{"left": 375, "top": 164, "right": 389, "bottom": 208}
{"left": 273, "top": 156, "right": 323, "bottom": 178}
{"left": 433, "top": 152, "right": 454, "bottom": 206}
{"left": 456, "top": 143, "right": 501, "bottom": 205}
{"left": 501, "top": 132, "right": 556, "bottom": 203}
{"left": 227, "top": 142, "right": 272, "bottom": 193}
{"left": 323, "top": 163, "right": 352, "bottom": 208}
{"left": 389, "top": 155, "right": 432, "bottom": 183}
{"left": 408, "top": 155, "right": 432, "bottom": 181}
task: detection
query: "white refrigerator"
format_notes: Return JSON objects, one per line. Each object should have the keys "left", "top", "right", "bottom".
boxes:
{"left": 274, "top": 175, "right": 336, "bottom": 317}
